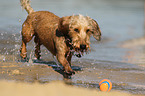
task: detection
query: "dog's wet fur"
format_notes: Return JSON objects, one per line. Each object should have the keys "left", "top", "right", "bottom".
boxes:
{"left": 20, "top": 0, "right": 101, "bottom": 75}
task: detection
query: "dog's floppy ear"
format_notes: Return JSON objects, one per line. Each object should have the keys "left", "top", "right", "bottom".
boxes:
{"left": 58, "top": 16, "right": 71, "bottom": 36}
{"left": 89, "top": 18, "right": 101, "bottom": 41}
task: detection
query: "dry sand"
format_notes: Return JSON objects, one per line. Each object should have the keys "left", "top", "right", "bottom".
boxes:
{"left": 0, "top": 80, "right": 141, "bottom": 96}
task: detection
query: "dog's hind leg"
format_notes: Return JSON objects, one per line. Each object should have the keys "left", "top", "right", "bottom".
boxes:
{"left": 20, "top": 22, "right": 34, "bottom": 59}
{"left": 34, "top": 36, "right": 41, "bottom": 60}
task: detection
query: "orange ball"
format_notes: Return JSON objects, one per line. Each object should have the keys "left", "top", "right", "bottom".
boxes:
{"left": 99, "top": 79, "right": 112, "bottom": 92}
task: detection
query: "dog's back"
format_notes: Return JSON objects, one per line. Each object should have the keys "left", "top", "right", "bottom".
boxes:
{"left": 20, "top": 0, "right": 60, "bottom": 58}
{"left": 30, "top": 11, "right": 60, "bottom": 55}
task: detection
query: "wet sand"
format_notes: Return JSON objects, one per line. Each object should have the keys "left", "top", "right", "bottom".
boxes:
{"left": 0, "top": 57, "right": 145, "bottom": 95}
{"left": 0, "top": 80, "right": 142, "bottom": 96}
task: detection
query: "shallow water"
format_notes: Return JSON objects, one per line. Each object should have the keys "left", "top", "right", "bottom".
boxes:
{"left": 0, "top": 0, "right": 145, "bottom": 95}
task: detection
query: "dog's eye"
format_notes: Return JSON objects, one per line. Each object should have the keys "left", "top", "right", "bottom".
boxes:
{"left": 74, "top": 28, "right": 79, "bottom": 33}
{"left": 86, "top": 29, "right": 90, "bottom": 33}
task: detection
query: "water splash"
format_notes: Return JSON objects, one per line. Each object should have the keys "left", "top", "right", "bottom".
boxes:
{"left": 27, "top": 45, "right": 35, "bottom": 66}
{"left": 52, "top": 55, "right": 63, "bottom": 69}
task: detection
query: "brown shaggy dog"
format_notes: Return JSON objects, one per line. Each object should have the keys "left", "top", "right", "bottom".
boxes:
{"left": 20, "top": 0, "right": 101, "bottom": 75}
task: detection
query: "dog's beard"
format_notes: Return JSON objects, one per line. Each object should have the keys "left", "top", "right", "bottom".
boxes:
{"left": 74, "top": 47, "right": 88, "bottom": 53}
{"left": 65, "top": 38, "right": 90, "bottom": 58}
{"left": 70, "top": 42, "right": 90, "bottom": 58}
{"left": 74, "top": 49, "right": 87, "bottom": 58}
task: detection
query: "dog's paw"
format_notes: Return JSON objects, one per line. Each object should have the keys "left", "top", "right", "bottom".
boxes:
{"left": 19, "top": 57, "right": 29, "bottom": 62}
{"left": 62, "top": 65, "right": 75, "bottom": 76}
{"left": 65, "top": 70, "right": 75, "bottom": 76}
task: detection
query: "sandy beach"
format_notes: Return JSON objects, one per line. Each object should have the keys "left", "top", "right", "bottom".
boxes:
{"left": 0, "top": 80, "right": 142, "bottom": 96}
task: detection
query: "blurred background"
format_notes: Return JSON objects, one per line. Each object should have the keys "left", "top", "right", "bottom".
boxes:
{"left": 0, "top": 0, "right": 144, "bottom": 95}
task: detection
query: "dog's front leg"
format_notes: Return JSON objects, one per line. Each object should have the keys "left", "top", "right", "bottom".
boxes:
{"left": 55, "top": 36, "right": 75, "bottom": 75}
{"left": 56, "top": 53, "right": 75, "bottom": 75}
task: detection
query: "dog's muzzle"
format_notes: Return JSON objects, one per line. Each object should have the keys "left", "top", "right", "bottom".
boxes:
{"left": 80, "top": 44, "right": 86, "bottom": 50}
{"left": 65, "top": 38, "right": 88, "bottom": 58}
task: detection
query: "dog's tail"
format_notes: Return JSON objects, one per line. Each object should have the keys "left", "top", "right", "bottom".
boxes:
{"left": 20, "top": 0, "right": 34, "bottom": 14}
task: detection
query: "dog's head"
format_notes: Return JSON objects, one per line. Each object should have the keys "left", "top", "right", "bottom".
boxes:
{"left": 58, "top": 15, "right": 101, "bottom": 55}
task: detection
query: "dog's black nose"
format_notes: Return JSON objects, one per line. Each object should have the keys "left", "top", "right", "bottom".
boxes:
{"left": 80, "top": 44, "right": 86, "bottom": 49}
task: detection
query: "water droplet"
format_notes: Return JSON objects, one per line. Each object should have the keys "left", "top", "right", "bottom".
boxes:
{"left": 3, "top": 56, "right": 5, "bottom": 62}
{"left": 28, "top": 58, "right": 33, "bottom": 64}
{"left": 19, "top": 19, "right": 21, "bottom": 22}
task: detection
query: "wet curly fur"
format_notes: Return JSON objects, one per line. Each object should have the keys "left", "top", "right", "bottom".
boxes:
{"left": 20, "top": 0, "right": 101, "bottom": 75}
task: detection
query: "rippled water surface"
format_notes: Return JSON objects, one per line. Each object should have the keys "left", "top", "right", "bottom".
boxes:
{"left": 0, "top": 0, "right": 145, "bottom": 95}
